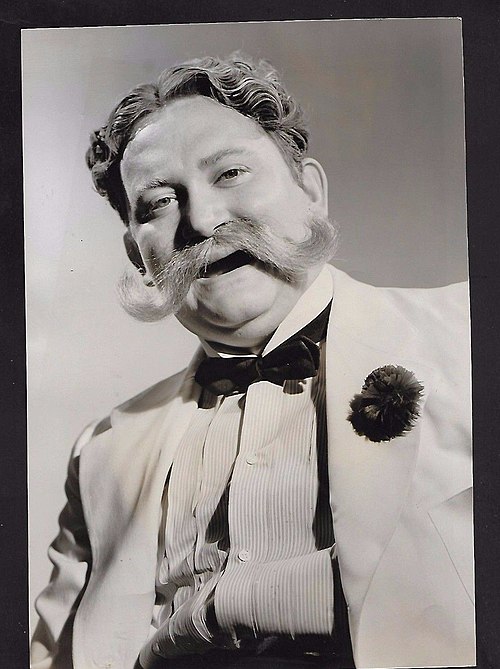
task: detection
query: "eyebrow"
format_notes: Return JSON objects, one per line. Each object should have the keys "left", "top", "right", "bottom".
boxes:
{"left": 198, "top": 147, "right": 249, "bottom": 168}
{"left": 137, "top": 178, "right": 174, "bottom": 198}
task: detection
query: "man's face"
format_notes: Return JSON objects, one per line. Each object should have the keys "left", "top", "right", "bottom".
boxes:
{"left": 120, "top": 95, "right": 328, "bottom": 349}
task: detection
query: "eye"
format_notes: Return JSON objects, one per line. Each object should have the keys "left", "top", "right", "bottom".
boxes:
{"left": 217, "top": 168, "right": 245, "bottom": 183}
{"left": 150, "top": 195, "right": 176, "bottom": 211}
{"left": 137, "top": 193, "right": 178, "bottom": 224}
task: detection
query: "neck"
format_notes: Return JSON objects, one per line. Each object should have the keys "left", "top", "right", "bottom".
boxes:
{"left": 205, "top": 337, "right": 271, "bottom": 356}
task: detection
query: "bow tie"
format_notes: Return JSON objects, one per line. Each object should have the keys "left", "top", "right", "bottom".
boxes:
{"left": 195, "top": 302, "right": 332, "bottom": 397}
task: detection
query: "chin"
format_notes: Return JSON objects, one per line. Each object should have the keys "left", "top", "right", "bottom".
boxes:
{"left": 177, "top": 287, "right": 291, "bottom": 348}
{"left": 176, "top": 263, "right": 308, "bottom": 345}
{"left": 181, "top": 291, "right": 276, "bottom": 331}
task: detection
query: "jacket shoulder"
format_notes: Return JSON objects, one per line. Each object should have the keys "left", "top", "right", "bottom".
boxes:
{"left": 73, "top": 365, "right": 195, "bottom": 456}
{"left": 383, "top": 279, "right": 469, "bottom": 324}
{"left": 328, "top": 266, "right": 470, "bottom": 371}
{"left": 330, "top": 264, "right": 468, "bottom": 317}
{"left": 330, "top": 265, "right": 469, "bottom": 327}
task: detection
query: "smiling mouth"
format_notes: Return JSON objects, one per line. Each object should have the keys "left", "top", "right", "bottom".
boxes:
{"left": 198, "top": 250, "right": 255, "bottom": 278}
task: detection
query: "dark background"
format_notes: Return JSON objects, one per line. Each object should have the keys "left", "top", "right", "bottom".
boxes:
{"left": 1, "top": 1, "right": 499, "bottom": 668}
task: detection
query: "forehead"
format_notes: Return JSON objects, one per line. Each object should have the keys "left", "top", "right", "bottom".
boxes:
{"left": 121, "top": 96, "right": 276, "bottom": 184}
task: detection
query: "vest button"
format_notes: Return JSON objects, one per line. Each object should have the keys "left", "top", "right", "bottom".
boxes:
{"left": 238, "top": 549, "right": 250, "bottom": 562}
{"left": 246, "top": 454, "right": 258, "bottom": 465}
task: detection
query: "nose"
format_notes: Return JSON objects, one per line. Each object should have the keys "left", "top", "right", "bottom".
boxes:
{"left": 180, "top": 184, "right": 228, "bottom": 243}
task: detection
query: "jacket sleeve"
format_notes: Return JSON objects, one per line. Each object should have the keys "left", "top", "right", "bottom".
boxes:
{"left": 31, "top": 422, "right": 100, "bottom": 669}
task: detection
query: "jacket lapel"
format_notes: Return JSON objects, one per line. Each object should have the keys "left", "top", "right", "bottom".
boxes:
{"left": 325, "top": 268, "right": 436, "bottom": 632}
{"left": 74, "top": 350, "right": 204, "bottom": 669}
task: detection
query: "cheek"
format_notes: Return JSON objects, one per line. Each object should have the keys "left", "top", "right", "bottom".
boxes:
{"left": 242, "top": 182, "right": 311, "bottom": 241}
{"left": 133, "top": 224, "right": 175, "bottom": 264}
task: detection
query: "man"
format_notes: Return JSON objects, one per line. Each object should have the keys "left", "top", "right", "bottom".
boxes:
{"left": 31, "top": 55, "right": 474, "bottom": 669}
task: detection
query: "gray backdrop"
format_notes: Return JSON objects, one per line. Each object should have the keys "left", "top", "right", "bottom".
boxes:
{"left": 23, "top": 19, "right": 468, "bottom": 627}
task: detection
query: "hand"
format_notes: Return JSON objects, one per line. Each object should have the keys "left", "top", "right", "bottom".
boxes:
{"left": 138, "top": 582, "right": 236, "bottom": 668}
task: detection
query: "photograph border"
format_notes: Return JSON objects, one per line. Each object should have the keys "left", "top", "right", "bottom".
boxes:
{"left": 1, "top": 2, "right": 499, "bottom": 668}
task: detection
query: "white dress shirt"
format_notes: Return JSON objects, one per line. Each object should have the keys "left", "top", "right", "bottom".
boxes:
{"left": 150, "top": 267, "right": 337, "bottom": 653}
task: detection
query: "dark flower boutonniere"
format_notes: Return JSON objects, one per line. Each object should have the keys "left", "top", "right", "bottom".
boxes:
{"left": 348, "top": 365, "right": 424, "bottom": 442}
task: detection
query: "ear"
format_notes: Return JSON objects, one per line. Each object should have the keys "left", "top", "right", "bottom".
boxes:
{"left": 300, "top": 157, "right": 328, "bottom": 217}
{"left": 123, "top": 229, "right": 147, "bottom": 276}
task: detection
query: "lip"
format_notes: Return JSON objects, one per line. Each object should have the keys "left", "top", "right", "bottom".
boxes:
{"left": 197, "top": 250, "right": 255, "bottom": 279}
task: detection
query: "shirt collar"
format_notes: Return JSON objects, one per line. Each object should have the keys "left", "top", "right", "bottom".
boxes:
{"left": 200, "top": 265, "right": 333, "bottom": 359}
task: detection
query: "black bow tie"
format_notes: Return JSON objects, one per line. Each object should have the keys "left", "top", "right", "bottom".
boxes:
{"left": 195, "top": 302, "right": 332, "bottom": 397}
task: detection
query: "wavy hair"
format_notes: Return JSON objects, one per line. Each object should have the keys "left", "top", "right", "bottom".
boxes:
{"left": 85, "top": 54, "right": 310, "bottom": 224}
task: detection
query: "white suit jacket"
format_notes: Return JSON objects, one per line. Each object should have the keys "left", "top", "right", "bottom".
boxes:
{"left": 32, "top": 267, "right": 474, "bottom": 669}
